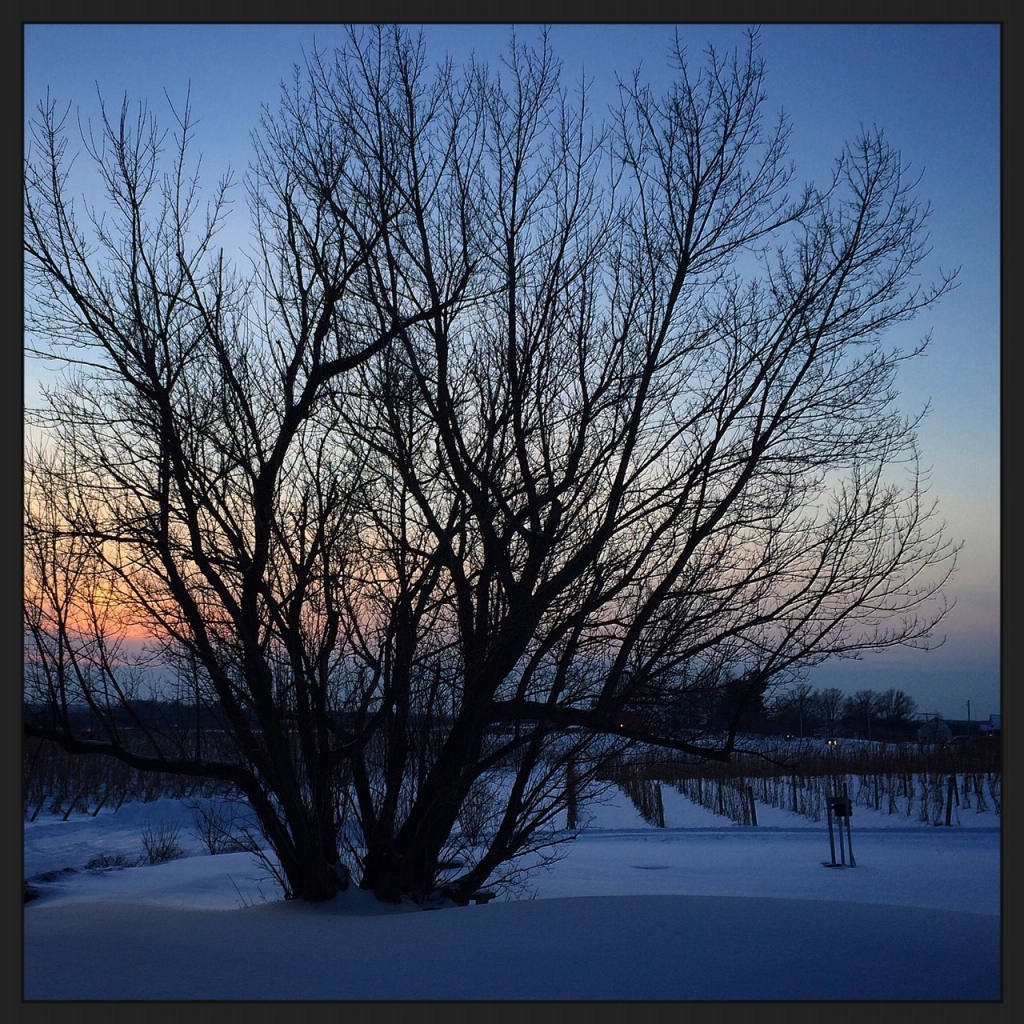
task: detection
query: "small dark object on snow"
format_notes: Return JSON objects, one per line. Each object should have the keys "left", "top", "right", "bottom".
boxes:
{"left": 828, "top": 795, "right": 852, "bottom": 819}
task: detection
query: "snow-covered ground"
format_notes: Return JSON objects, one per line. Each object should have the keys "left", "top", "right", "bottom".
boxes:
{"left": 23, "top": 782, "right": 1001, "bottom": 1000}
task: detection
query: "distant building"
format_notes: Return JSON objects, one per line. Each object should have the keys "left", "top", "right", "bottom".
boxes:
{"left": 917, "top": 718, "right": 952, "bottom": 744}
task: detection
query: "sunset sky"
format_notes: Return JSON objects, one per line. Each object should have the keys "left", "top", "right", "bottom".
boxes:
{"left": 23, "top": 23, "right": 1000, "bottom": 722}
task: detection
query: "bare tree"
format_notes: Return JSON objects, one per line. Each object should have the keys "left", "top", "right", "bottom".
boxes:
{"left": 843, "top": 689, "right": 884, "bottom": 740}
{"left": 25, "top": 26, "right": 958, "bottom": 903}
{"left": 771, "top": 682, "right": 820, "bottom": 738}
{"left": 817, "top": 687, "right": 846, "bottom": 738}
{"left": 876, "top": 687, "right": 919, "bottom": 741}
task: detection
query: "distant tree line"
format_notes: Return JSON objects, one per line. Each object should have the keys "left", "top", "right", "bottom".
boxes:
{"left": 756, "top": 683, "right": 920, "bottom": 741}
{"left": 608, "top": 679, "right": 923, "bottom": 742}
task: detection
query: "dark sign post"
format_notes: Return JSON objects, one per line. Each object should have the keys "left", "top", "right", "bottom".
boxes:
{"left": 825, "top": 786, "right": 856, "bottom": 867}
{"left": 835, "top": 794, "right": 847, "bottom": 865}
{"left": 842, "top": 782, "right": 855, "bottom": 866}
{"left": 825, "top": 795, "right": 838, "bottom": 866}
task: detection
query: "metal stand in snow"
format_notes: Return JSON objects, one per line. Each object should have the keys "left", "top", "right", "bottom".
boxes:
{"left": 823, "top": 783, "right": 856, "bottom": 868}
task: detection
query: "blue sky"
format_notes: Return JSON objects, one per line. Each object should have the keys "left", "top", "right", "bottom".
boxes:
{"left": 23, "top": 23, "right": 1000, "bottom": 721}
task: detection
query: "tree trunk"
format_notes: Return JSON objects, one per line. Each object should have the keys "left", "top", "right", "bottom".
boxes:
{"left": 241, "top": 772, "right": 344, "bottom": 902}
{"left": 361, "top": 704, "right": 489, "bottom": 901}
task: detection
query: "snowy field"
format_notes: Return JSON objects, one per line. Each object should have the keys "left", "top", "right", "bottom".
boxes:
{"left": 24, "top": 782, "right": 1001, "bottom": 1001}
